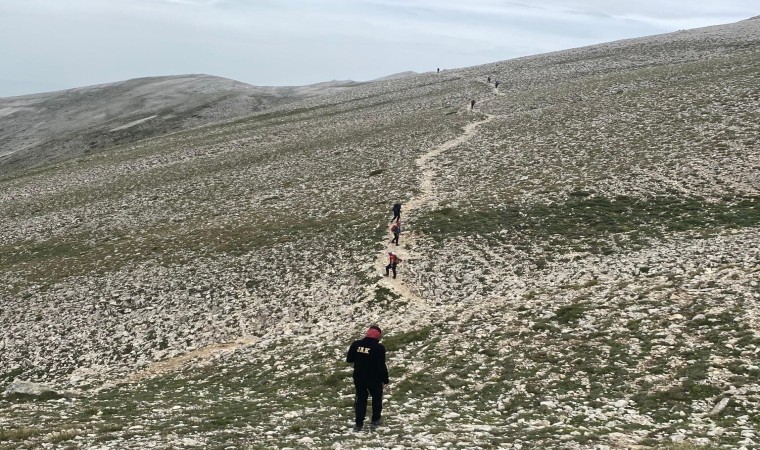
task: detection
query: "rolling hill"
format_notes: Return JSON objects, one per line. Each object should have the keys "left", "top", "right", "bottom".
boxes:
{"left": 0, "top": 74, "right": 359, "bottom": 173}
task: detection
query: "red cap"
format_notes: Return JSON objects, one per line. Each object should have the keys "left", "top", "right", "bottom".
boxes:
{"left": 366, "top": 326, "right": 382, "bottom": 339}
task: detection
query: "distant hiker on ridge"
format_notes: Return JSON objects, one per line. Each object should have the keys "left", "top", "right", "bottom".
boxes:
{"left": 437, "top": 67, "right": 440, "bottom": 73}
{"left": 390, "top": 222, "right": 401, "bottom": 246}
{"left": 494, "top": 80, "right": 500, "bottom": 89}
{"left": 391, "top": 202, "right": 401, "bottom": 223}
{"left": 487, "top": 76, "right": 491, "bottom": 83}
{"left": 346, "top": 325, "right": 389, "bottom": 432}
{"left": 470, "top": 99, "right": 476, "bottom": 110}
{"left": 385, "top": 252, "right": 402, "bottom": 279}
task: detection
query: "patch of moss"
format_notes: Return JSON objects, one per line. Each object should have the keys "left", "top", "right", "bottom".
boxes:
{"left": 416, "top": 194, "right": 760, "bottom": 253}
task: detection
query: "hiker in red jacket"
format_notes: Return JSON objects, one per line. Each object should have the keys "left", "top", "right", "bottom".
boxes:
{"left": 346, "top": 325, "right": 389, "bottom": 431}
{"left": 385, "top": 252, "right": 402, "bottom": 279}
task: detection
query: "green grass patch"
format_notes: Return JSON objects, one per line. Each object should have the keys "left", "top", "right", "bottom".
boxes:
{"left": 383, "top": 326, "right": 433, "bottom": 352}
{"left": 4, "top": 390, "right": 66, "bottom": 402}
{"left": 0, "top": 213, "right": 357, "bottom": 284}
{"left": 553, "top": 302, "right": 586, "bottom": 324}
{"left": 633, "top": 379, "right": 722, "bottom": 417}
{"left": 0, "top": 426, "right": 43, "bottom": 442}
{"left": 0, "top": 368, "right": 26, "bottom": 384}
{"left": 416, "top": 194, "right": 760, "bottom": 252}
{"left": 373, "top": 286, "right": 400, "bottom": 304}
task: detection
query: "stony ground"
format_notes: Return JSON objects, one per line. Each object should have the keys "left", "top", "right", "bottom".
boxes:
{"left": 1, "top": 17, "right": 759, "bottom": 450}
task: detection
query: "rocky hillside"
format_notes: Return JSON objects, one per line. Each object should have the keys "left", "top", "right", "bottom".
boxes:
{"left": 1, "top": 17, "right": 759, "bottom": 450}
{"left": 0, "top": 74, "right": 359, "bottom": 172}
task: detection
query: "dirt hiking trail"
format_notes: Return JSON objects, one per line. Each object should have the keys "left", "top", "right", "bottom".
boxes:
{"left": 373, "top": 112, "right": 494, "bottom": 310}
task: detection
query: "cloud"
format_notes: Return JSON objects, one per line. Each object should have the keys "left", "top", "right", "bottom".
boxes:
{"left": 1, "top": 0, "right": 758, "bottom": 96}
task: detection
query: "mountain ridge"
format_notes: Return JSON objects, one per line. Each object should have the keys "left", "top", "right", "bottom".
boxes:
{"left": 0, "top": 74, "right": 360, "bottom": 173}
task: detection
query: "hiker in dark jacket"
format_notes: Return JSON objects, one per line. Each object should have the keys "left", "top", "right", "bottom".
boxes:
{"left": 470, "top": 99, "right": 476, "bottom": 110}
{"left": 385, "top": 252, "right": 402, "bottom": 279}
{"left": 346, "top": 325, "right": 389, "bottom": 431}
{"left": 391, "top": 202, "right": 401, "bottom": 223}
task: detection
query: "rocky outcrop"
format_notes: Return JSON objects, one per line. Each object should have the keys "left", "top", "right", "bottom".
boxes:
{"left": 4, "top": 382, "right": 62, "bottom": 400}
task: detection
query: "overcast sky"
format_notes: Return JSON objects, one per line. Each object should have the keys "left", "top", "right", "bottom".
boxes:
{"left": 0, "top": 0, "right": 757, "bottom": 97}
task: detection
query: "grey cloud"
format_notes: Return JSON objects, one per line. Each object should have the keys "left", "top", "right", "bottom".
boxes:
{"left": 1, "top": 0, "right": 758, "bottom": 96}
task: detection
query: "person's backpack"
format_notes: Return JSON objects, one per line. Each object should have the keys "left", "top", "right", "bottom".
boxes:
{"left": 391, "top": 224, "right": 399, "bottom": 234}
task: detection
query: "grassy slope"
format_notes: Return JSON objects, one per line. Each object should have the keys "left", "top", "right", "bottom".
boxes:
{"left": 1, "top": 19, "right": 759, "bottom": 450}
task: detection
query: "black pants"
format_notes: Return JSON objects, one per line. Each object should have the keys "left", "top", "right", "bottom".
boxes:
{"left": 354, "top": 378, "right": 383, "bottom": 426}
{"left": 385, "top": 262, "right": 397, "bottom": 278}
{"left": 391, "top": 232, "right": 399, "bottom": 245}
{"left": 391, "top": 212, "right": 400, "bottom": 223}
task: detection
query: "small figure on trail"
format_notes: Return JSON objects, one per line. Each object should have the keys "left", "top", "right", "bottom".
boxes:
{"left": 390, "top": 222, "right": 401, "bottom": 246}
{"left": 470, "top": 99, "right": 476, "bottom": 110}
{"left": 346, "top": 325, "right": 389, "bottom": 432}
{"left": 385, "top": 252, "right": 402, "bottom": 279}
{"left": 487, "top": 76, "right": 491, "bottom": 83}
{"left": 494, "top": 80, "right": 500, "bottom": 89}
{"left": 391, "top": 202, "right": 401, "bottom": 223}
{"left": 437, "top": 67, "right": 440, "bottom": 73}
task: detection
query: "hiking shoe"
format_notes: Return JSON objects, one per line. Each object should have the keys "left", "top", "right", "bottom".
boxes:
{"left": 353, "top": 424, "right": 363, "bottom": 432}
{"left": 370, "top": 419, "right": 383, "bottom": 428}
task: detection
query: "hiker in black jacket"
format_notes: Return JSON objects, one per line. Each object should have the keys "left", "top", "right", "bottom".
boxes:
{"left": 391, "top": 202, "right": 401, "bottom": 223}
{"left": 346, "top": 325, "right": 389, "bottom": 431}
